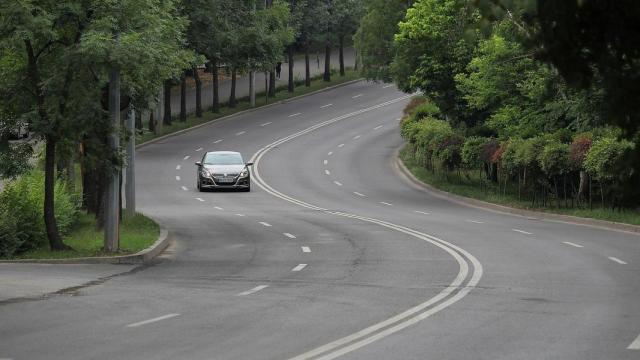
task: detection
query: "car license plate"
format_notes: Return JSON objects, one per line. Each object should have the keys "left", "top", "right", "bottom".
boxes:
{"left": 218, "top": 177, "right": 235, "bottom": 183}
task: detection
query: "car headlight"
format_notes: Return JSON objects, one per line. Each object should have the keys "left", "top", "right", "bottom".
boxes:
{"left": 201, "top": 168, "right": 212, "bottom": 177}
{"left": 239, "top": 168, "right": 249, "bottom": 178}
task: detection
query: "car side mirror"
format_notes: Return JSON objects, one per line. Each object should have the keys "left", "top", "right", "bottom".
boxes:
{"left": 245, "top": 162, "right": 254, "bottom": 166}
{"left": 195, "top": 161, "right": 202, "bottom": 166}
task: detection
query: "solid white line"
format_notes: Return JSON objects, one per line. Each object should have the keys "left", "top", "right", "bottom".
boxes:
{"left": 292, "top": 264, "right": 307, "bottom": 272}
{"left": 235, "top": 214, "right": 245, "bottom": 217}
{"left": 414, "top": 211, "right": 430, "bottom": 215}
{"left": 283, "top": 233, "right": 297, "bottom": 239}
{"left": 236, "top": 131, "right": 246, "bottom": 136}
{"left": 237, "top": 285, "right": 269, "bottom": 296}
{"left": 327, "top": 151, "right": 333, "bottom": 156}
{"left": 333, "top": 181, "right": 343, "bottom": 186}
{"left": 214, "top": 206, "right": 224, "bottom": 210}
{"left": 352, "top": 94, "right": 363, "bottom": 98}
{"left": 301, "top": 246, "right": 311, "bottom": 253}
{"left": 195, "top": 147, "right": 203, "bottom": 152}
{"left": 383, "top": 84, "right": 394, "bottom": 89}
{"left": 628, "top": 333, "right": 640, "bottom": 349}
{"left": 289, "top": 112, "right": 302, "bottom": 117}
{"left": 175, "top": 176, "right": 181, "bottom": 181}
{"left": 259, "top": 222, "right": 272, "bottom": 227}
{"left": 466, "top": 220, "right": 484, "bottom": 224}
{"left": 608, "top": 257, "right": 627, "bottom": 264}
{"left": 183, "top": 155, "right": 190, "bottom": 160}
{"left": 195, "top": 198, "right": 205, "bottom": 202}
{"left": 373, "top": 125, "right": 383, "bottom": 130}
{"left": 325, "top": 169, "right": 331, "bottom": 175}
{"left": 563, "top": 241, "right": 583, "bottom": 248}
{"left": 338, "top": 143, "right": 345, "bottom": 148}
{"left": 320, "top": 104, "right": 333, "bottom": 108}
{"left": 176, "top": 165, "right": 181, "bottom": 170}
{"left": 323, "top": 159, "right": 328, "bottom": 165}
{"left": 353, "top": 192, "right": 366, "bottom": 197}
{"left": 353, "top": 135, "right": 361, "bottom": 140}
{"left": 181, "top": 186, "right": 188, "bottom": 191}
{"left": 126, "top": 314, "right": 180, "bottom": 328}
{"left": 261, "top": 122, "right": 272, "bottom": 126}
{"left": 213, "top": 139, "right": 223, "bottom": 144}
{"left": 380, "top": 202, "right": 393, "bottom": 206}
{"left": 512, "top": 229, "right": 532, "bottom": 235}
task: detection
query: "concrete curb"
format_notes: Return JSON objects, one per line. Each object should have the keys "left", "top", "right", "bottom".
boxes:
{"left": 394, "top": 147, "right": 640, "bottom": 236}
{"left": 137, "top": 78, "right": 364, "bottom": 150}
{"left": 0, "top": 229, "right": 171, "bottom": 264}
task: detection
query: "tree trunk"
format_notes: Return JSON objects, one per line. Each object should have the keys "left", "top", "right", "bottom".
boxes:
{"left": 305, "top": 43, "right": 311, "bottom": 87}
{"left": 269, "top": 70, "right": 276, "bottom": 97}
{"left": 135, "top": 110, "right": 143, "bottom": 132}
{"left": 180, "top": 72, "right": 187, "bottom": 122}
{"left": 288, "top": 45, "right": 295, "bottom": 93}
{"left": 148, "top": 111, "right": 156, "bottom": 133}
{"left": 578, "top": 170, "right": 587, "bottom": 202}
{"left": 193, "top": 66, "right": 202, "bottom": 118}
{"left": 324, "top": 42, "right": 331, "bottom": 82}
{"left": 339, "top": 35, "right": 345, "bottom": 76}
{"left": 163, "top": 80, "right": 172, "bottom": 126}
{"left": 229, "top": 67, "right": 237, "bottom": 107}
{"left": 44, "top": 136, "right": 69, "bottom": 251}
{"left": 354, "top": 49, "right": 358, "bottom": 71}
{"left": 212, "top": 59, "right": 220, "bottom": 113}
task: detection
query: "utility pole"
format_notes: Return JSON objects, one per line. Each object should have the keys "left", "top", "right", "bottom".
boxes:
{"left": 249, "top": 0, "right": 257, "bottom": 107}
{"left": 125, "top": 107, "right": 136, "bottom": 218}
{"left": 105, "top": 41, "right": 121, "bottom": 252}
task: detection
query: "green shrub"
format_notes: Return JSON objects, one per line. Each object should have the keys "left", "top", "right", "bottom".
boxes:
{"left": 501, "top": 138, "right": 524, "bottom": 175}
{"left": 412, "top": 102, "right": 440, "bottom": 120}
{"left": 539, "top": 141, "right": 570, "bottom": 176}
{"left": 0, "top": 171, "right": 79, "bottom": 257}
{"left": 584, "top": 137, "right": 635, "bottom": 181}
{"left": 462, "top": 136, "right": 487, "bottom": 168}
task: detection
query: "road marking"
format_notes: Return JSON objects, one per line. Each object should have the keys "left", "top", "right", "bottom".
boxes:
{"left": 235, "top": 213, "right": 245, "bottom": 217}
{"left": 380, "top": 202, "right": 393, "bottom": 206}
{"left": 327, "top": 151, "right": 333, "bottom": 156}
{"left": 261, "top": 122, "right": 272, "bottom": 126}
{"left": 213, "top": 139, "right": 223, "bottom": 144}
{"left": 236, "top": 131, "right": 246, "bottom": 136}
{"left": 333, "top": 181, "right": 343, "bottom": 186}
{"left": 353, "top": 192, "right": 366, "bottom": 197}
{"left": 608, "top": 257, "right": 627, "bottom": 264}
{"left": 396, "top": 117, "right": 402, "bottom": 121}
{"left": 466, "top": 220, "right": 484, "bottom": 224}
{"left": 383, "top": 84, "right": 394, "bottom": 89}
{"left": 325, "top": 169, "right": 331, "bottom": 175}
{"left": 628, "top": 333, "right": 640, "bottom": 349}
{"left": 373, "top": 125, "right": 383, "bottom": 130}
{"left": 237, "top": 285, "right": 269, "bottom": 296}
{"left": 320, "top": 103, "right": 333, "bottom": 108}
{"left": 414, "top": 210, "right": 430, "bottom": 215}
{"left": 352, "top": 94, "right": 363, "bottom": 98}
{"left": 175, "top": 176, "right": 181, "bottom": 181}
{"left": 301, "top": 246, "right": 311, "bottom": 253}
{"left": 126, "top": 314, "right": 180, "bottom": 328}
{"left": 284, "top": 233, "right": 297, "bottom": 239}
{"left": 512, "top": 229, "right": 532, "bottom": 235}
{"left": 289, "top": 112, "right": 302, "bottom": 117}
{"left": 338, "top": 143, "right": 345, "bottom": 148}
{"left": 181, "top": 186, "right": 188, "bottom": 191}
{"left": 176, "top": 165, "right": 181, "bottom": 170}
{"left": 195, "top": 197, "right": 205, "bottom": 202}
{"left": 563, "top": 241, "right": 583, "bottom": 248}
{"left": 292, "top": 264, "right": 307, "bottom": 272}
{"left": 323, "top": 159, "right": 328, "bottom": 165}
{"left": 214, "top": 206, "right": 224, "bottom": 210}
{"left": 195, "top": 147, "right": 203, "bottom": 152}
{"left": 353, "top": 135, "right": 361, "bottom": 140}
{"left": 259, "top": 222, "right": 272, "bottom": 227}
{"left": 183, "top": 155, "right": 190, "bottom": 160}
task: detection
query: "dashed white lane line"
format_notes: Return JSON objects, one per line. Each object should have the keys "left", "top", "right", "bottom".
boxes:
{"left": 323, "top": 159, "right": 328, "bottom": 165}
{"left": 181, "top": 186, "right": 188, "bottom": 191}
{"left": 237, "top": 285, "right": 269, "bottom": 296}
{"left": 327, "top": 151, "right": 333, "bottom": 156}
{"left": 176, "top": 165, "right": 181, "bottom": 170}
{"left": 608, "top": 257, "right": 627, "bottom": 265}
{"left": 195, "top": 147, "right": 203, "bottom": 152}
{"left": 175, "top": 176, "right": 181, "bottom": 181}
{"left": 213, "top": 139, "right": 223, "bottom": 144}
{"left": 383, "top": 84, "right": 394, "bottom": 88}
{"left": 292, "top": 264, "right": 307, "bottom": 272}
{"left": 380, "top": 202, "right": 393, "bottom": 206}
{"left": 338, "top": 143, "right": 345, "bottom": 148}
{"left": 126, "top": 314, "right": 180, "bottom": 328}
{"left": 235, "top": 214, "right": 246, "bottom": 217}
{"left": 563, "top": 241, "right": 583, "bottom": 248}
{"left": 334, "top": 181, "right": 343, "bottom": 186}
{"left": 352, "top": 94, "right": 363, "bottom": 98}
{"left": 214, "top": 206, "right": 224, "bottom": 210}
{"left": 353, "top": 192, "right": 366, "bottom": 197}
{"left": 260, "top": 122, "right": 272, "bottom": 126}
{"left": 325, "top": 170, "right": 331, "bottom": 175}
{"left": 235, "top": 131, "right": 246, "bottom": 136}
{"left": 183, "top": 155, "right": 190, "bottom": 160}
{"left": 195, "top": 198, "right": 205, "bottom": 202}
{"left": 414, "top": 210, "right": 430, "bottom": 215}
{"left": 259, "top": 222, "right": 272, "bottom": 227}
{"left": 373, "top": 125, "right": 383, "bottom": 130}
{"left": 320, "top": 103, "right": 333, "bottom": 108}
{"left": 284, "top": 233, "right": 297, "bottom": 239}
{"left": 628, "top": 333, "right": 640, "bottom": 349}
{"left": 512, "top": 229, "right": 532, "bottom": 235}
{"left": 466, "top": 220, "right": 485, "bottom": 224}
{"left": 301, "top": 246, "right": 311, "bottom": 253}
{"left": 353, "top": 135, "right": 361, "bottom": 140}
{"left": 289, "top": 112, "right": 302, "bottom": 117}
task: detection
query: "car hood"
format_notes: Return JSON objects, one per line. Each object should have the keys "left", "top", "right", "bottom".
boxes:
{"left": 203, "top": 164, "right": 246, "bottom": 174}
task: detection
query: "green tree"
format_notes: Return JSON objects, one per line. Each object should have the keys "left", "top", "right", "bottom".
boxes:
{"left": 332, "top": 0, "right": 363, "bottom": 76}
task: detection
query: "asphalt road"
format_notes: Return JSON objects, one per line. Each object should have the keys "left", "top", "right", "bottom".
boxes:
{"left": 1, "top": 80, "right": 639, "bottom": 360}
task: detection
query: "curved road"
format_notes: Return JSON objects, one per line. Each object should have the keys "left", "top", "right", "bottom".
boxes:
{"left": 1, "top": 81, "right": 639, "bottom": 359}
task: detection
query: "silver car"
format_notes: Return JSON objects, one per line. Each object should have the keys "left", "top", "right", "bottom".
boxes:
{"left": 195, "top": 151, "right": 253, "bottom": 192}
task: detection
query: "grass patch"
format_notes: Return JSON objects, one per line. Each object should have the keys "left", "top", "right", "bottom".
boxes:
{"left": 400, "top": 146, "right": 640, "bottom": 226}
{"left": 10, "top": 212, "right": 160, "bottom": 260}
{"left": 139, "top": 69, "right": 361, "bottom": 144}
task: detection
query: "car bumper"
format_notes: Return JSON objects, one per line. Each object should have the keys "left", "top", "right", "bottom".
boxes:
{"left": 200, "top": 176, "right": 250, "bottom": 189}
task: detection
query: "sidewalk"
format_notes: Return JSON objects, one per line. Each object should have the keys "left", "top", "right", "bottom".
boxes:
{"left": 171, "top": 47, "right": 356, "bottom": 115}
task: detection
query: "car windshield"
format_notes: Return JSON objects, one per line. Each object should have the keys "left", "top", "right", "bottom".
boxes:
{"left": 203, "top": 153, "right": 244, "bottom": 165}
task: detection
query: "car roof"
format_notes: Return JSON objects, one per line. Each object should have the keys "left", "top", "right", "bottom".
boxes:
{"left": 204, "top": 151, "right": 241, "bottom": 155}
